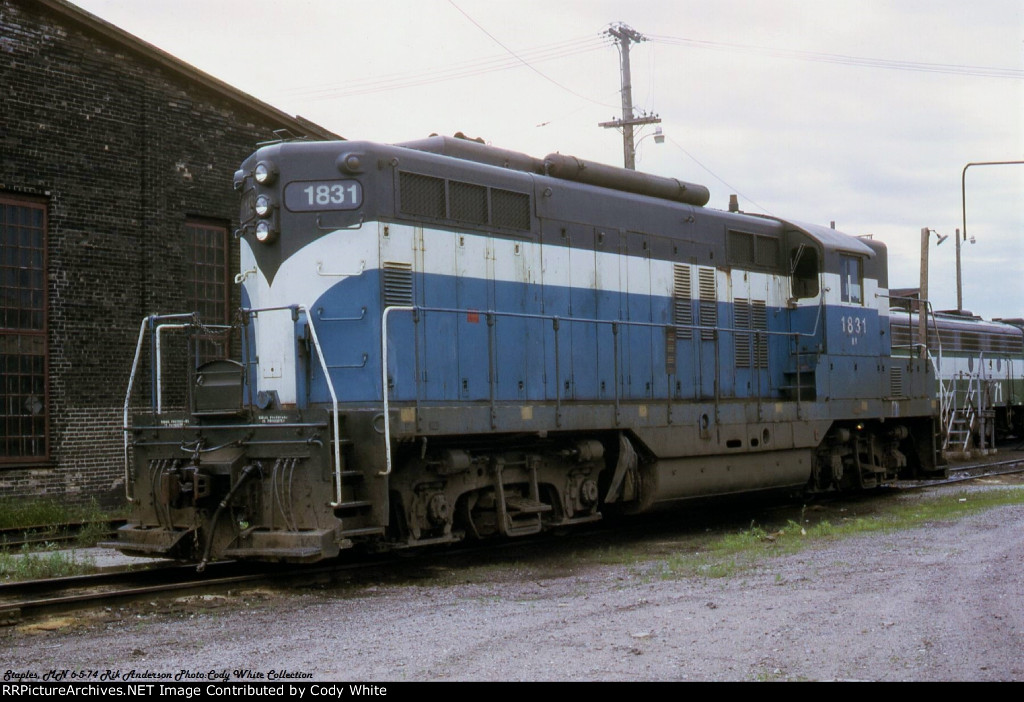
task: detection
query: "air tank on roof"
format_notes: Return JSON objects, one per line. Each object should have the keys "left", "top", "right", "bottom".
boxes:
{"left": 398, "top": 135, "right": 710, "bottom": 207}
{"left": 543, "top": 153, "right": 710, "bottom": 207}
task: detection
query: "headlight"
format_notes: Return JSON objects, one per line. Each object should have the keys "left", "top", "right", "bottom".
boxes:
{"left": 255, "top": 221, "right": 277, "bottom": 243}
{"left": 255, "top": 195, "right": 271, "bottom": 217}
{"left": 254, "top": 161, "right": 276, "bottom": 185}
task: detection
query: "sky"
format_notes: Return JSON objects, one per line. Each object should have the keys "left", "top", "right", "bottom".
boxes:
{"left": 69, "top": 0, "right": 1024, "bottom": 320}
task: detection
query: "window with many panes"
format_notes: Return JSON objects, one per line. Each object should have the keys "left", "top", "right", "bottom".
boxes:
{"left": 185, "top": 219, "right": 230, "bottom": 364}
{"left": 1, "top": 195, "right": 48, "bottom": 463}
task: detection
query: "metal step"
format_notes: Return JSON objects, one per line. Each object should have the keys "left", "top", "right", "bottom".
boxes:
{"left": 506, "top": 495, "right": 553, "bottom": 514}
{"left": 335, "top": 500, "right": 373, "bottom": 510}
{"left": 339, "top": 526, "right": 386, "bottom": 538}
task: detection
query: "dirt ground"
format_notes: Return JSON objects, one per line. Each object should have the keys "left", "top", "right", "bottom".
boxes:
{"left": 3, "top": 477, "right": 1023, "bottom": 682}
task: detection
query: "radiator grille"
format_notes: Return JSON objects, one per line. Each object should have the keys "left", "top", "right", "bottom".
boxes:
{"left": 399, "top": 171, "right": 531, "bottom": 232}
{"left": 399, "top": 172, "right": 445, "bottom": 219}
{"left": 491, "top": 188, "right": 531, "bottom": 230}
{"left": 449, "top": 181, "right": 488, "bottom": 224}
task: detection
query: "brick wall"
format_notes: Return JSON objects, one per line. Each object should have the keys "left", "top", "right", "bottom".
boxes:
{"left": 0, "top": 0, "right": 330, "bottom": 505}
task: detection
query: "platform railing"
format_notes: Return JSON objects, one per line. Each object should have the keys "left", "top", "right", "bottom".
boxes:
{"left": 123, "top": 313, "right": 197, "bottom": 502}
{"left": 123, "top": 307, "right": 344, "bottom": 509}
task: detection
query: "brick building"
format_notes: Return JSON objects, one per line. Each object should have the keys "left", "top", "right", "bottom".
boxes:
{"left": 0, "top": 0, "right": 337, "bottom": 504}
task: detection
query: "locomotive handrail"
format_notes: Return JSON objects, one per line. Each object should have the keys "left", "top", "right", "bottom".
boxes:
{"left": 243, "top": 304, "right": 345, "bottom": 508}
{"left": 317, "top": 305, "right": 367, "bottom": 323}
{"left": 384, "top": 304, "right": 819, "bottom": 338}
{"left": 122, "top": 312, "right": 198, "bottom": 502}
{"left": 297, "top": 304, "right": 344, "bottom": 508}
{"left": 155, "top": 323, "right": 190, "bottom": 414}
{"left": 381, "top": 305, "right": 416, "bottom": 476}
{"left": 379, "top": 304, "right": 821, "bottom": 477}
{"left": 879, "top": 294, "right": 946, "bottom": 366}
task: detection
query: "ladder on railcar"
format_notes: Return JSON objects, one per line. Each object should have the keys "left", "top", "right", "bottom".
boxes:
{"left": 943, "top": 353, "right": 996, "bottom": 452}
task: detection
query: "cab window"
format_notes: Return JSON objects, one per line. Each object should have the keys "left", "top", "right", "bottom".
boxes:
{"left": 790, "top": 246, "right": 819, "bottom": 299}
{"left": 840, "top": 254, "right": 863, "bottom": 304}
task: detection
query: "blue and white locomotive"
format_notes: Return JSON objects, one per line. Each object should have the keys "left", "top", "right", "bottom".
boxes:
{"left": 113, "top": 136, "right": 945, "bottom": 565}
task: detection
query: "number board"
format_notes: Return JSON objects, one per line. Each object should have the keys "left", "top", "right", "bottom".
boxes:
{"left": 284, "top": 180, "right": 363, "bottom": 211}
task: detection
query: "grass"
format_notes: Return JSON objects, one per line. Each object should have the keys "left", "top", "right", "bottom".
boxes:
{"left": 373, "top": 486, "right": 1024, "bottom": 591}
{"left": 0, "top": 544, "right": 97, "bottom": 581}
{"left": 0, "top": 497, "right": 125, "bottom": 581}
{"left": 568, "top": 486, "right": 1024, "bottom": 583}
{"left": 643, "top": 487, "right": 1024, "bottom": 580}
{"left": 0, "top": 496, "right": 124, "bottom": 530}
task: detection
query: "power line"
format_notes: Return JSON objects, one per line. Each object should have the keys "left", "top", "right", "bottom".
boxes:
{"left": 664, "top": 135, "right": 773, "bottom": 215}
{"left": 447, "top": 0, "right": 619, "bottom": 108}
{"left": 648, "top": 34, "right": 1024, "bottom": 80}
{"left": 271, "top": 23, "right": 1021, "bottom": 105}
{"left": 275, "top": 35, "right": 607, "bottom": 101}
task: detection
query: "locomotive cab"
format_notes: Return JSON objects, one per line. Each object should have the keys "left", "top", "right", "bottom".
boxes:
{"left": 781, "top": 224, "right": 944, "bottom": 489}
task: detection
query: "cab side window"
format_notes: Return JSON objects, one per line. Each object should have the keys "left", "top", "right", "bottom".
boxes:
{"left": 790, "top": 246, "right": 819, "bottom": 299}
{"left": 840, "top": 254, "right": 863, "bottom": 304}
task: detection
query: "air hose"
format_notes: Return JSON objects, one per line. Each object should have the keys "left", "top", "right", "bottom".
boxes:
{"left": 197, "top": 462, "right": 260, "bottom": 572}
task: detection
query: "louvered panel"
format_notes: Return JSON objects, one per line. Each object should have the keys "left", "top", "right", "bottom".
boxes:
{"left": 890, "top": 366, "right": 904, "bottom": 398}
{"left": 734, "top": 298, "right": 751, "bottom": 368}
{"left": 698, "top": 267, "right": 717, "bottom": 341}
{"left": 752, "top": 299, "right": 768, "bottom": 368}
{"left": 382, "top": 261, "right": 414, "bottom": 306}
{"left": 673, "top": 264, "right": 693, "bottom": 340}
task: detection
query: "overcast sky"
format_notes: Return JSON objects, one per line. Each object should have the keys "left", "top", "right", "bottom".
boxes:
{"left": 70, "top": 0, "right": 1024, "bottom": 320}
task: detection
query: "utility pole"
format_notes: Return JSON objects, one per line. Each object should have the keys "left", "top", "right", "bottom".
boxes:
{"left": 919, "top": 227, "right": 930, "bottom": 360}
{"left": 954, "top": 227, "right": 962, "bottom": 313}
{"left": 599, "top": 23, "right": 661, "bottom": 170}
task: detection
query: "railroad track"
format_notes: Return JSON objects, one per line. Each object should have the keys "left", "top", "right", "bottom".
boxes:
{"left": 0, "top": 534, "right": 579, "bottom": 626}
{"left": 897, "top": 454, "right": 1024, "bottom": 490}
{"left": 0, "top": 560, "right": 289, "bottom": 626}
{"left": 0, "top": 551, "right": 432, "bottom": 627}
{"left": 3, "top": 452, "right": 1021, "bottom": 626}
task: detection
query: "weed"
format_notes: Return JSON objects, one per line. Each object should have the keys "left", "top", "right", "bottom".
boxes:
{"left": 0, "top": 497, "right": 125, "bottom": 550}
{"left": 752, "top": 666, "right": 786, "bottom": 681}
{"left": 649, "top": 487, "right": 1024, "bottom": 581}
{"left": 0, "top": 544, "right": 97, "bottom": 581}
